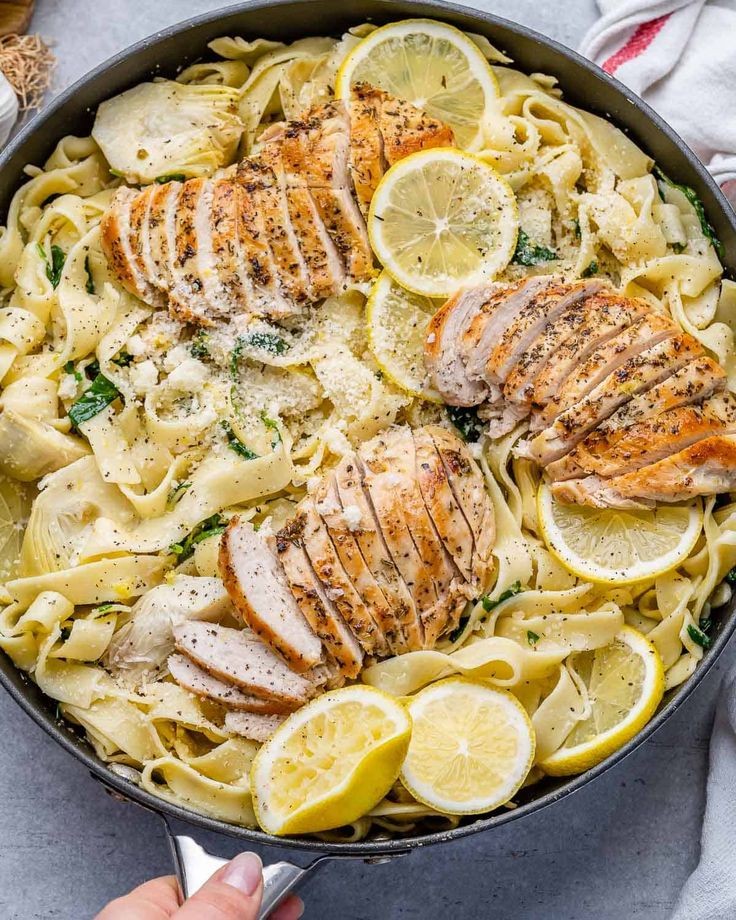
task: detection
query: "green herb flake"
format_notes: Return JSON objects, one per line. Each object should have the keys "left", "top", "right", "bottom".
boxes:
{"left": 261, "top": 411, "right": 281, "bottom": 447}
{"left": 244, "top": 330, "right": 290, "bottom": 356}
{"left": 95, "top": 603, "right": 115, "bottom": 613}
{"left": 169, "top": 513, "right": 227, "bottom": 562}
{"left": 190, "top": 332, "right": 209, "bottom": 359}
{"left": 654, "top": 166, "right": 724, "bottom": 259}
{"left": 221, "top": 419, "right": 258, "bottom": 460}
{"left": 167, "top": 480, "right": 192, "bottom": 508}
{"left": 84, "top": 255, "right": 95, "bottom": 295}
{"left": 154, "top": 173, "right": 187, "bottom": 184}
{"left": 111, "top": 350, "right": 134, "bottom": 367}
{"left": 527, "top": 630, "right": 540, "bottom": 646}
{"left": 68, "top": 374, "right": 122, "bottom": 430}
{"left": 581, "top": 260, "right": 599, "bottom": 278}
{"left": 725, "top": 566, "right": 736, "bottom": 585}
{"left": 687, "top": 623, "right": 712, "bottom": 650}
{"left": 37, "top": 243, "right": 66, "bottom": 288}
{"left": 64, "top": 360, "right": 83, "bottom": 384}
{"left": 481, "top": 581, "right": 522, "bottom": 614}
{"left": 512, "top": 229, "right": 557, "bottom": 266}
{"left": 446, "top": 405, "right": 484, "bottom": 443}
{"left": 109, "top": 168, "right": 126, "bottom": 179}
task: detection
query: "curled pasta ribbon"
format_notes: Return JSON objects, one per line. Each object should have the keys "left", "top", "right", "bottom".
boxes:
{"left": 531, "top": 664, "right": 589, "bottom": 762}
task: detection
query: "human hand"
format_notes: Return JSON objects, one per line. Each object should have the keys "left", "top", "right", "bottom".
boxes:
{"left": 95, "top": 852, "right": 304, "bottom": 920}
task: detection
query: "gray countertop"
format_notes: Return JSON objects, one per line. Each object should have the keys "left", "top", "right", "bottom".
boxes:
{"left": 1, "top": 1, "right": 728, "bottom": 917}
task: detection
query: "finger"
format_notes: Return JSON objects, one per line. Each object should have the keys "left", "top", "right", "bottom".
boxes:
{"left": 94, "top": 875, "right": 181, "bottom": 919}
{"left": 175, "top": 852, "right": 263, "bottom": 920}
{"left": 271, "top": 895, "right": 305, "bottom": 920}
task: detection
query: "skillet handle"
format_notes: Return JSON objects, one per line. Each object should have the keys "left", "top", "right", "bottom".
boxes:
{"left": 164, "top": 822, "right": 333, "bottom": 918}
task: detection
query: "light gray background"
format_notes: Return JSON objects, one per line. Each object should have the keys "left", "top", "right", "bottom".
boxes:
{"left": 1, "top": 1, "right": 731, "bottom": 917}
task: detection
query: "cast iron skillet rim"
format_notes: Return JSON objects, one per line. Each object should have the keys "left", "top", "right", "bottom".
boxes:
{"left": 0, "top": 0, "right": 734, "bottom": 856}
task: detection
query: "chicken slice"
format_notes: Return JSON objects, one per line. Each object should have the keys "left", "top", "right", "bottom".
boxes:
{"left": 236, "top": 159, "right": 311, "bottom": 303}
{"left": 234, "top": 179, "right": 296, "bottom": 319}
{"left": 333, "top": 455, "right": 420, "bottom": 654}
{"left": 147, "top": 180, "right": 181, "bottom": 293}
{"left": 429, "top": 426, "right": 495, "bottom": 577}
{"left": 167, "top": 177, "right": 214, "bottom": 323}
{"left": 219, "top": 518, "right": 323, "bottom": 673}
{"left": 552, "top": 436, "right": 736, "bottom": 509}
{"left": 363, "top": 84, "right": 456, "bottom": 165}
{"left": 596, "top": 356, "right": 726, "bottom": 434}
{"left": 174, "top": 621, "right": 315, "bottom": 706}
{"left": 127, "top": 185, "right": 158, "bottom": 290}
{"left": 224, "top": 711, "right": 287, "bottom": 742}
{"left": 259, "top": 143, "right": 345, "bottom": 300}
{"left": 548, "top": 392, "right": 736, "bottom": 481}
{"left": 363, "top": 427, "right": 462, "bottom": 646}
{"left": 413, "top": 426, "right": 476, "bottom": 585}
{"left": 100, "top": 187, "right": 161, "bottom": 304}
{"left": 424, "top": 284, "right": 497, "bottom": 406}
{"left": 348, "top": 88, "right": 387, "bottom": 215}
{"left": 530, "top": 291, "right": 650, "bottom": 424}
{"left": 536, "top": 313, "right": 679, "bottom": 430}
{"left": 266, "top": 100, "right": 372, "bottom": 281}
{"left": 208, "top": 179, "right": 250, "bottom": 313}
{"left": 300, "top": 497, "right": 389, "bottom": 658}
{"left": 168, "top": 654, "right": 296, "bottom": 714}
{"left": 530, "top": 331, "right": 704, "bottom": 465}
{"left": 275, "top": 516, "right": 364, "bottom": 678}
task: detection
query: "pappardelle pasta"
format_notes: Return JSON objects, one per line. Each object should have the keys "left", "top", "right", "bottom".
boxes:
{"left": 0, "top": 19, "right": 734, "bottom": 839}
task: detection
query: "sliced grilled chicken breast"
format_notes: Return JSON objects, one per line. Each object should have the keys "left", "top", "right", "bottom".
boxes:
{"left": 208, "top": 179, "right": 249, "bottom": 312}
{"left": 530, "top": 290, "right": 650, "bottom": 420}
{"left": 348, "top": 85, "right": 387, "bottom": 214}
{"left": 168, "top": 653, "right": 296, "bottom": 714}
{"left": 219, "top": 518, "right": 323, "bottom": 673}
{"left": 413, "top": 426, "right": 476, "bottom": 584}
{"left": 275, "top": 515, "right": 364, "bottom": 678}
{"left": 553, "top": 436, "right": 736, "bottom": 508}
{"left": 537, "top": 312, "right": 679, "bottom": 430}
{"left": 174, "top": 621, "right": 315, "bottom": 706}
{"left": 314, "top": 471, "right": 404, "bottom": 655}
{"left": 530, "top": 331, "right": 704, "bottom": 465}
{"left": 300, "top": 497, "right": 389, "bottom": 658}
{"left": 101, "top": 187, "right": 161, "bottom": 304}
{"left": 424, "top": 284, "right": 497, "bottom": 406}
{"left": 548, "top": 393, "right": 736, "bottom": 481}
{"left": 365, "top": 85, "right": 455, "bottom": 164}
{"left": 224, "top": 710, "right": 287, "bottom": 742}
{"left": 596, "top": 356, "right": 726, "bottom": 434}
{"left": 333, "top": 455, "right": 420, "bottom": 654}
{"left": 429, "top": 426, "right": 495, "bottom": 575}
{"left": 144, "top": 181, "right": 179, "bottom": 292}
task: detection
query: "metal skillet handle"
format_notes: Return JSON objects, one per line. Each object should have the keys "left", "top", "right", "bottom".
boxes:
{"left": 165, "top": 823, "right": 342, "bottom": 919}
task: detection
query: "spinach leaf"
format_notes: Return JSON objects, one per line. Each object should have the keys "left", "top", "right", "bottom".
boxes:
{"left": 155, "top": 173, "right": 187, "bottom": 184}
{"left": 68, "top": 374, "right": 121, "bottom": 430}
{"left": 446, "top": 405, "right": 484, "bottom": 443}
{"left": 169, "top": 513, "right": 227, "bottom": 562}
{"left": 37, "top": 243, "right": 66, "bottom": 288}
{"left": 725, "top": 565, "right": 736, "bottom": 585}
{"left": 84, "top": 255, "right": 95, "bottom": 294}
{"left": 64, "top": 360, "right": 83, "bottom": 384}
{"left": 261, "top": 411, "right": 281, "bottom": 447}
{"left": 512, "top": 229, "right": 557, "bottom": 266}
{"left": 111, "top": 350, "right": 134, "bottom": 367}
{"left": 190, "top": 332, "right": 209, "bottom": 359}
{"left": 581, "top": 260, "right": 599, "bottom": 278}
{"left": 481, "top": 581, "right": 522, "bottom": 613}
{"left": 654, "top": 166, "right": 724, "bottom": 259}
{"left": 243, "top": 330, "right": 290, "bottom": 356}
{"left": 167, "top": 480, "right": 192, "bottom": 509}
{"left": 221, "top": 419, "right": 258, "bottom": 460}
{"left": 687, "top": 623, "right": 712, "bottom": 650}
{"left": 527, "top": 630, "right": 540, "bottom": 646}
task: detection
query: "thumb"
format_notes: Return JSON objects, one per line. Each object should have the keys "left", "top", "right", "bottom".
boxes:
{"left": 175, "top": 852, "right": 263, "bottom": 920}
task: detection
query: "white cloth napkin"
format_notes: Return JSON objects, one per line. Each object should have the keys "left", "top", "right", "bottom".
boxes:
{"left": 581, "top": 3, "right": 736, "bottom": 916}
{"left": 579, "top": 0, "right": 736, "bottom": 204}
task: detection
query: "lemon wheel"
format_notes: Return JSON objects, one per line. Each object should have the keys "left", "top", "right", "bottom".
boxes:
{"left": 335, "top": 18, "right": 499, "bottom": 150}
{"left": 366, "top": 272, "right": 443, "bottom": 401}
{"left": 250, "top": 685, "right": 411, "bottom": 836}
{"left": 368, "top": 148, "right": 518, "bottom": 297}
{"left": 400, "top": 677, "right": 535, "bottom": 815}
{"left": 537, "top": 483, "right": 703, "bottom": 585}
{"left": 0, "top": 476, "right": 28, "bottom": 582}
{"left": 540, "top": 626, "right": 665, "bottom": 776}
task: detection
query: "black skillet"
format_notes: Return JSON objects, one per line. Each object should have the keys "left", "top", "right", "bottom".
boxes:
{"left": 1, "top": 1, "right": 735, "bottom": 915}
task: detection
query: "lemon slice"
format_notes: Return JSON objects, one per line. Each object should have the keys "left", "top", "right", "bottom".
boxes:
{"left": 366, "top": 271, "right": 443, "bottom": 401}
{"left": 400, "top": 678, "right": 535, "bottom": 815}
{"left": 335, "top": 19, "right": 499, "bottom": 150}
{"left": 250, "top": 685, "right": 411, "bottom": 835}
{"left": 540, "top": 626, "right": 665, "bottom": 776}
{"left": 537, "top": 483, "right": 702, "bottom": 585}
{"left": 368, "top": 148, "right": 518, "bottom": 297}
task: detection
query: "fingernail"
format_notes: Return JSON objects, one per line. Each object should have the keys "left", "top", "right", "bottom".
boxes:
{"left": 221, "top": 852, "right": 263, "bottom": 896}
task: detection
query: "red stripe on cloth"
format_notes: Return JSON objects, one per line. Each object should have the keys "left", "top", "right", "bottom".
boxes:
{"left": 602, "top": 14, "right": 672, "bottom": 74}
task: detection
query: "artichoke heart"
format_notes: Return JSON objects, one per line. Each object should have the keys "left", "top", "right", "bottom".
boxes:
{"left": 92, "top": 80, "right": 244, "bottom": 184}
